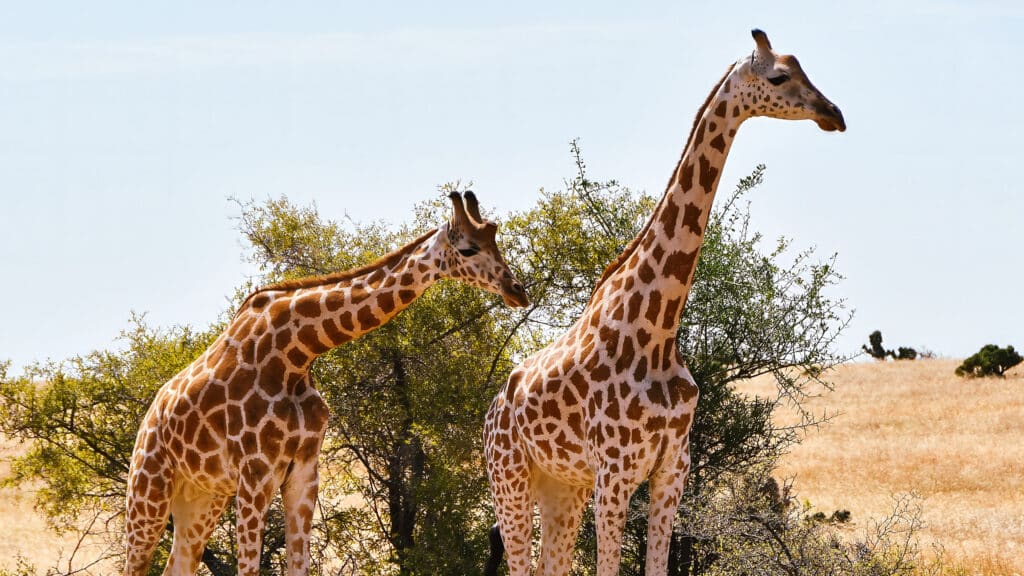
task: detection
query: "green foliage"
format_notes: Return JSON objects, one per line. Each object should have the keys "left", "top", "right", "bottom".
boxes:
{"left": 0, "top": 148, "right": 935, "bottom": 576}
{"left": 0, "top": 315, "right": 222, "bottom": 574}
{"left": 955, "top": 344, "right": 1022, "bottom": 378}
{"left": 500, "top": 139, "right": 656, "bottom": 335}
{"left": 681, "top": 164, "right": 849, "bottom": 480}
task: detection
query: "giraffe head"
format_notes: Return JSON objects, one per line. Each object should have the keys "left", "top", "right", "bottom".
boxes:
{"left": 736, "top": 29, "right": 846, "bottom": 132}
{"left": 441, "top": 191, "right": 529, "bottom": 308}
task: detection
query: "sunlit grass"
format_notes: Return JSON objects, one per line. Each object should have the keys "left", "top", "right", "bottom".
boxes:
{"left": 737, "top": 359, "right": 1024, "bottom": 575}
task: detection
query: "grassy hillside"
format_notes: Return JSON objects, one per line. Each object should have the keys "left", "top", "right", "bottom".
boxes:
{"left": 738, "top": 359, "right": 1024, "bottom": 575}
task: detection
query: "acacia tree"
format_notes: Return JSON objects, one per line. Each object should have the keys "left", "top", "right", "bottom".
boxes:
{"left": 0, "top": 317, "right": 234, "bottom": 575}
{"left": 0, "top": 148, "right": 655, "bottom": 576}
{"left": 1, "top": 149, "right": 930, "bottom": 576}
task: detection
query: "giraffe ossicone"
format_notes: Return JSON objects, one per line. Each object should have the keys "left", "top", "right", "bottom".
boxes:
{"left": 124, "top": 192, "right": 527, "bottom": 576}
{"left": 484, "top": 29, "right": 844, "bottom": 576}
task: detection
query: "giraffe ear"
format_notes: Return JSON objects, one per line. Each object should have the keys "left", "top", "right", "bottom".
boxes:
{"left": 751, "top": 29, "right": 772, "bottom": 52}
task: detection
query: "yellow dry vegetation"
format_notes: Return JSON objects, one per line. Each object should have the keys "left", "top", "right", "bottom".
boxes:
{"left": 737, "top": 359, "right": 1024, "bottom": 575}
{"left": 0, "top": 439, "right": 101, "bottom": 574}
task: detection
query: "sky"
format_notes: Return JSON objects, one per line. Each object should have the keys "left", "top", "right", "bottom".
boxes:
{"left": 1, "top": 1, "right": 1022, "bottom": 373}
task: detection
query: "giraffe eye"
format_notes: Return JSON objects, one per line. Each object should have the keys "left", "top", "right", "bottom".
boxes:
{"left": 767, "top": 73, "right": 790, "bottom": 86}
{"left": 458, "top": 245, "right": 480, "bottom": 258}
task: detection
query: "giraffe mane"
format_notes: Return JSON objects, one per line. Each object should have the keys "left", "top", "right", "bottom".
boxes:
{"left": 587, "top": 62, "right": 737, "bottom": 303}
{"left": 236, "top": 227, "right": 439, "bottom": 314}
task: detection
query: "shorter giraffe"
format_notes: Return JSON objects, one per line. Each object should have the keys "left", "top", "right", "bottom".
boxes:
{"left": 125, "top": 192, "right": 528, "bottom": 576}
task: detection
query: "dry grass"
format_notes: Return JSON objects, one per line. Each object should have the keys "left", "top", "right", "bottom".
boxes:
{"left": 0, "top": 439, "right": 364, "bottom": 575}
{"left": 737, "top": 359, "right": 1024, "bottom": 575}
{"left": 0, "top": 438, "right": 98, "bottom": 574}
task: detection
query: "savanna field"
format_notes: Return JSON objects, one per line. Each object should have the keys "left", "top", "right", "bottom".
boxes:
{"left": 737, "top": 359, "right": 1024, "bottom": 576}
{"left": 2, "top": 358, "right": 1021, "bottom": 574}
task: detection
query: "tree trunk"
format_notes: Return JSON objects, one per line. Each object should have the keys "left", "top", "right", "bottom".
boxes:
{"left": 387, "top": 353, "right": 424, "bottom": 576}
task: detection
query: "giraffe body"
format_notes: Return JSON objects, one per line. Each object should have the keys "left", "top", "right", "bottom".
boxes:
{"left": 484, "top": 30, "right": 845, "bottom": 576}
{"left": 125, "top": 193, "right": 527, "bottom": 576}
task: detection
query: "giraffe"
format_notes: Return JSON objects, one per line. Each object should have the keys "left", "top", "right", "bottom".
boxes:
{"left": 483, "top": 29, "right": 845, "bottom": 576}
{"left": 124, "top": 191, "right": 528, "bottom": 576}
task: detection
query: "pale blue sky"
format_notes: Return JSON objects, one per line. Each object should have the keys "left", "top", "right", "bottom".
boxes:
{"left": 2, "top": 1, "right": 1021, "bottom": 371}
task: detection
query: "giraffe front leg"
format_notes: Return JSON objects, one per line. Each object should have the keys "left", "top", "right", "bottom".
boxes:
{"left": 163, "top": 486, "right": 232, "bottom": 576}
{"left": 594, "top": 472, "right": 642, "bottom": 576}
{"left": 235, "top": 457, "right": 278, "bottom": 576}
{"left": 281, "top": 443, "right": 323, "bottom": 576}
{"left": 644, "top": 441, "right": 691, "bottom": 576}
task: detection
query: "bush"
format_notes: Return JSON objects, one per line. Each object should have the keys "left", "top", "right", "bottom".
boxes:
{"left": 862, "top": 330, "right": 888, "bottom": 360}
{"left": 894, "top": 347, "right": 917, "bottom": 361}
{"left": 861, "top": 330, "right": 917, "bottom": 361}
{"left": 955, "top": 344, "right": 1022, "bottom": 378}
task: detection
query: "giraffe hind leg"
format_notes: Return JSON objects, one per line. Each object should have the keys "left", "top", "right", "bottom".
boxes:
{"left": 594, "top": 471, "right": 644, "bottom": 576}
{"left": 162, "top": 485, "right": 231, "bottom": 576}
{"left": 536, "top": 472, "right": 591, "bottom": 576}
{"left": 489, "top": 470, "right": 533, "bottom": 576}
{"left": 644, "top": 444, "right": 691, "bottom": 576}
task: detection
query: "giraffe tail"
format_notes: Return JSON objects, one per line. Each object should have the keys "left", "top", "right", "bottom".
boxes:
{"left": 484, "top": 522, "right": 504, "bottom": 576}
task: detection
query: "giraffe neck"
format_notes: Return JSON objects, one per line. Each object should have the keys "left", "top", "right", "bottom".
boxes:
{"left": 588, "top": 65, "right": 747, "bottom": 344}
{"left": 237, "top": 227, "right": 447, "bottom": 371}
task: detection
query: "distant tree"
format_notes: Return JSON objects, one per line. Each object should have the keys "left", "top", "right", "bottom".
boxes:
{"left": 862, "top": 330, "right": 889, "bottom": 360}
{"left": 894, "top": 347, "right": 918, "bottom": 361}
{"left": 955, "top": 344, "right": 1023, "bottom": 378}
{"left": 862, "top": 330, "right": 917, "bottom": 361}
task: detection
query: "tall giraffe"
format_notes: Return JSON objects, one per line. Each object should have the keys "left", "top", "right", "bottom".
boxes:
{"left": 125, "top": 192, "right": 528, "bottom": 576}
{"left": 484, "top": 30, "right": 845, "bottom": 576}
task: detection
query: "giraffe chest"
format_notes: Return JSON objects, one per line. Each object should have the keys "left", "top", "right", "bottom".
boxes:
{"left": 508, "top": 362, "right": 698, "bottom": 486}
{"left": 149, "top": 362, "right": 329, "bottom": 495}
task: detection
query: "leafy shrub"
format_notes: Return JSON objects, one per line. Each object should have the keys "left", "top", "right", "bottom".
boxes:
{"left": 955, "top": 344, "right": 1022, "bottom": 378}
{"left": 894, "top": 347, "right": 917, "bottom": 361}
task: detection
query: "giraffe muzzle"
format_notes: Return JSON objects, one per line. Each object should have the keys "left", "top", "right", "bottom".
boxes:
{"left": 815, "top": 101, "right": 846, "bottom": 132}
{"left": 502, "top": 280, "right": 530, "bottom": 308}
